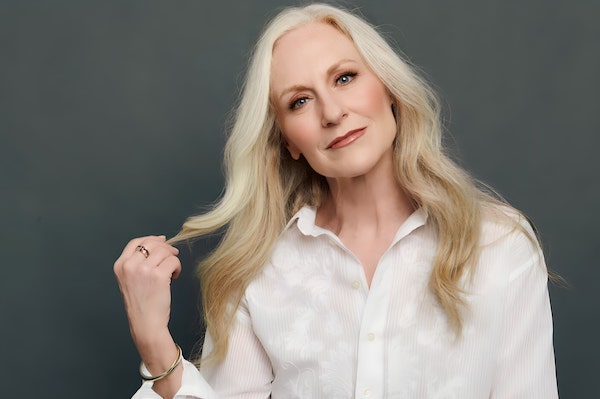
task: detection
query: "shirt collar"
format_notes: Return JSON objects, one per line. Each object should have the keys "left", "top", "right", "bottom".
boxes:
{"left": 284, "top": 205, "right": 428, "bottom": 241}
{"left": 283, "top": 206, "right": 320, "bottom": 237}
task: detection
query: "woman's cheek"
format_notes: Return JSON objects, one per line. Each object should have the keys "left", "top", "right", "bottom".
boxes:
{"left": 283, "top": 118, "right": 315, "bottom": 151}
{"left": 359, "top": 78, "right": 389, "bottom": 114}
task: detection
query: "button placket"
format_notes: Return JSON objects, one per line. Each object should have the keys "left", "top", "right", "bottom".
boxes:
{"left": 354, "top": 254, "right": 393, "bottom": 399}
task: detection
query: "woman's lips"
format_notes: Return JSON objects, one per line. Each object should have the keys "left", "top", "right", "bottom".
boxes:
{"left": 327, "top": 127, "right": 366, "bottom": 149}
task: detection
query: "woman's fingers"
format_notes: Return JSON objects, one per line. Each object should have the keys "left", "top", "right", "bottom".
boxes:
{"left": 159, "top": 254, "right": 182, "bottom": 281}
{"left": 115, "top": 236, "right": 179, "bottom": 274}
{"left": 115, "top": 236, "right": 179, "bottom": 283}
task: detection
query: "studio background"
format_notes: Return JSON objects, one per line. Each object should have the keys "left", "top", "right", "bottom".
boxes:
{"left": 1, "top": 0, "right": 598, "bottom": 397}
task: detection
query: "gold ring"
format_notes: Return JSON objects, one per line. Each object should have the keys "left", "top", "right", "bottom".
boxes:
{"left": 135, "top": 245, "right": 150, "bottom": 258}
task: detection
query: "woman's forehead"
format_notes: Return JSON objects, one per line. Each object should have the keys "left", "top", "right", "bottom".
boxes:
{"left": 272, "top": 21, "right": 352, "bottom": 55}
{"left": 270, "top": 22, "right": 360, "bottom": 89}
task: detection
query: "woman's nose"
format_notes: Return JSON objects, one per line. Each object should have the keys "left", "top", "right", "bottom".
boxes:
{"left": 320, "top": 93, "right": 346, "bottom": 128}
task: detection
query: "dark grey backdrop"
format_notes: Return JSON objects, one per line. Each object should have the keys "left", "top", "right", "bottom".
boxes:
{"left": 1, "top": 0, "right": 598, "bottom": 397}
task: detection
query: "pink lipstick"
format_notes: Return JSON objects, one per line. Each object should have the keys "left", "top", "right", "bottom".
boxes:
{"left": 327, "top": 127, "right": 366, "bottom": 150}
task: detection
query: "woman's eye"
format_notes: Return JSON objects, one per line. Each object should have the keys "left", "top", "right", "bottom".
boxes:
{"left": 336, "top": 72, "right": 357, "bottom": 85}
{"left": 290, "top": 97, "right": 308, "bottom": 110}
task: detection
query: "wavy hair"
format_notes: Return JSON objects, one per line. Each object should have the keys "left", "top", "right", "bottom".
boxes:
{"left": 172, "top": 3, "right": 518, "bottom": 363}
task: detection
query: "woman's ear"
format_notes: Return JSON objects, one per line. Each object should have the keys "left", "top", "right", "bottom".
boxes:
{"left": 280, "top": 134, "right": 301, "bottom": 160}
{"left": 285, "top": 141, "right": 302, "bottom": 160}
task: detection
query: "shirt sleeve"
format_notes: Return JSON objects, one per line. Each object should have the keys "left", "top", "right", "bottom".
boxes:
{"left": 200, "top": 297, "right": 273, "bottom": 399}
{"left": 490, "top": 227, "right": 558, "bottom": 398}
{"left": 132, "top": 359, "right": 219, "bottom": 399}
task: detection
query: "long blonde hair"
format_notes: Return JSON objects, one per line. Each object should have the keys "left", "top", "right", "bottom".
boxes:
{"left": 172, "top": 3, "right": 516, "bottom": 363}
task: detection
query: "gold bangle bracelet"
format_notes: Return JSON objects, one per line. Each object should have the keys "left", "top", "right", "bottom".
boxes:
{"left": 139, "top": 344, "right": 183, "bottom": 382}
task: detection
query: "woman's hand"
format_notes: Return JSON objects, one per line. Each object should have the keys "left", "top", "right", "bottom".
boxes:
{"left": 114, "top": 235, "right": 181, "bottom": 347}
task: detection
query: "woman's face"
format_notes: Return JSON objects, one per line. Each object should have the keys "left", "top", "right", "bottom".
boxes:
{"left": 270, "top": 22, "right": 397, "bottom": 179}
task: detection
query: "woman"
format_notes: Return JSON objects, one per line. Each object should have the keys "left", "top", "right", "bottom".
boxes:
{"left": 114, "top": 3, "right": 558, "bottom": 398}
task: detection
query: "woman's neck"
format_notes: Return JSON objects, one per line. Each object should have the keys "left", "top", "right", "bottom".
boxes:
{"left": 316, "top": 154, "right": 414, "bottom": 237}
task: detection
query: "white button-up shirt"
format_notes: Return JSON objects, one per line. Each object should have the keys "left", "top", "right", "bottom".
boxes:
{"left": 134, "top": 206, "right": 558, "bottom": 398}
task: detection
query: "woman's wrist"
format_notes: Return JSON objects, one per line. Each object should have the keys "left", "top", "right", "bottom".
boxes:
{"left": 140, "top": 343, "right": 182, "bottom": 382}
{"left": 135, "top": 330, "right": 180, "bottom": 376}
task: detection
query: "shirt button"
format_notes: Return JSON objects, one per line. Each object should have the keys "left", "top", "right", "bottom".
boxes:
{"left": 367, "top": 332, "right": 375, "bottom": 341}
{"left": 352, "top": 280, "right": 361, "bottom": 289}
{"left": 364, "top": 388, "right": 373, "bottom": 397}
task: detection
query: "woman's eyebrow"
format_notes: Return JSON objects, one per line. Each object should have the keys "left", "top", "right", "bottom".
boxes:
{"left": 278, "top": 84, "right": 310, "bottom": 101}
{"left": 277, "top": 58, "right": 358, "bottom": 100}
{"left": 325, "top": 58, "right": 357, "bottom": 76}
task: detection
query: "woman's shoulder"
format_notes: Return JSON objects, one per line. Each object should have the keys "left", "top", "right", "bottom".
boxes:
{"left": 476, "top": 202, "right": 545, "bottom": 280}
{"left": 479, "top": 202, "right": 537, "bottom": 247}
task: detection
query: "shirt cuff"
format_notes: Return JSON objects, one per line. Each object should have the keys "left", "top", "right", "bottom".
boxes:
{"left": 132, "top": 359, "right": 218, "bottom": 399}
